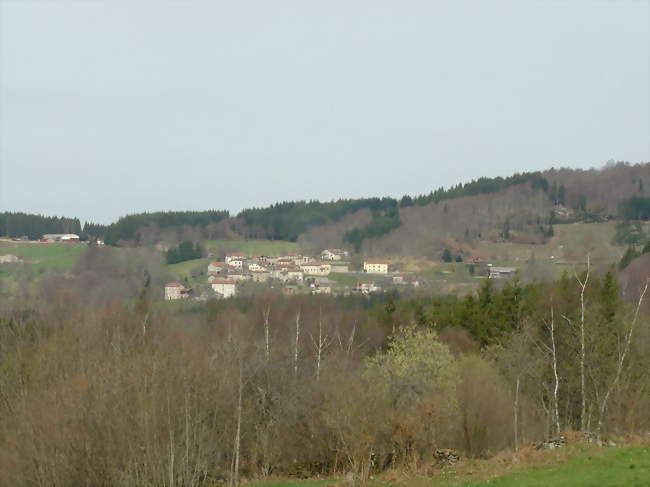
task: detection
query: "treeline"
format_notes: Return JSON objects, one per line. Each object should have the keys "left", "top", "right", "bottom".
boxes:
{"left": 343, "top": 202, "right": 401, "bottom": 251}
{"left": 619, "top": 197, "right": 650, "bottom": 221}
{"left": 0, "top": 212, "right": 82, "bottom": 240}
{"left": 400, "top": 171, "right": 549, "bottom": 207}
{"left": 164, "top": 240, "right": 204, "bottom": 264}
{"left": 237, "top": 197, "right": 399, "bottom": 242}
{"left": 239, "top": 173, "right": 550, "bottom": 245}
{"left": 99, "top": 210, "right": 229, "bottom": 245}
{"left": 1, "top": 266, "right": 648, "bottom": 485}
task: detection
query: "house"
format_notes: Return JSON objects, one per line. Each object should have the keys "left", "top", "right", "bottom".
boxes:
{"left": 228, "top": 258, "right": 245, "bottom": 269}
{"left": 211, "top": 279, "right": 237, "bottom": 298}
{"left": 488, "top": 265, "right": 517, "bottom": 279}
{"left": 355, "top": 282, "right": 381, "bottom": 294}
{"left": 251, "top": 270, "right": 270, "bottom": 283}
{"left": 61, "top": 234, "right": 80, "bottom": 242}
{"left": 165, "top": 282, "right": 191, "bottom": 300}
{"left": 208, "top": 261, "right": 227, "bottom": 274}
{"left": 392, "top": 274, "right": 405, "bottom": 284}
{"left": 227, "top": 271, "right": 252, "bottom": 282}
{"left": 300, "top": 261, "right": 332, "bottom": 276}
{"left": 310, "top": 284, "right": 331, "bottom": 295}
{"left": 0, "top": 253, "right": 23, "bottom": 264}
{"left": 225, "top": 253, "right": 246, "bottom": 264}
{"left": 248, "top": 262, "right": 267, "bottom": 272}
{"left": 321, "top": 249, "right": 349, "bottom": 261}
{"left": 363, "top": 259, "right": 389, "bottom": 274}
{"left": 286, "top": 267, "right": 304, "bottom": 281}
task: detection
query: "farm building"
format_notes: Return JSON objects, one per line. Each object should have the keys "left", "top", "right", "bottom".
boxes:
{"left": 164, "top": 282, "right": 191, "bottom": 300}
{"left": 41, "top": 233, "right": 80, "bottom": 243}
{"left": 211, "top": 279, "right": 237, "bottom": 298}
{"left": 300, "top": 261, "right": 332, "bottom": 276}
{"left": 488, "top": 265, "right": 517, "bottom": 279}
{"left": 363, "top": 259, "right": 389, "bottom": 274}
{"left": 321, "top": 249, "right": 349, "bottom": 261}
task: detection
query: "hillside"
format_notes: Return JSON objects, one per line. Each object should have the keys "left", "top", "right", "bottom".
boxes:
{"left": 299, "top": 162, "right": 650, "bottom": 256}
{"left": 2, "top": 163, "right": 649, "bottom": 259}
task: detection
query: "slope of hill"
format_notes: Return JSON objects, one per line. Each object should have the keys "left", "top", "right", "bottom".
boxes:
{"left": 299, "top": 162, "right": 650, "bottom": 257}
{"left": 3, "top": 163, "right": 648, "bottom": 257}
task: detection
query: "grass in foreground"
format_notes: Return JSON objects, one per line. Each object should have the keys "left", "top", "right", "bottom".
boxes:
{"left": 245, "top": 445, "right": 650, "bottom": 487}
{"left": 447, "top": 445, "right": 650, "bottom": 487}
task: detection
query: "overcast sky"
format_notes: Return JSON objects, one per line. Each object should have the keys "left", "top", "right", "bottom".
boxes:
{"left": 1, "top": 1, "right": 648, "bottom": 224}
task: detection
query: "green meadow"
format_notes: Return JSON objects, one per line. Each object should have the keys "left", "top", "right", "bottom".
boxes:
{"left": 0, "top": 241, "right": 86, "bottom": 272}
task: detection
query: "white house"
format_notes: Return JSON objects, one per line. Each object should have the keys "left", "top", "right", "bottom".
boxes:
{"left": 211, "top": 279, "right": 237, "bottom": 298}
{"left": 356, "top": 282, "right": 381, "bottom": 294}
{"left": 229, "top": 258, "right": 245, "bottom": 269}
{"left": 488, "top": 265, "right": 517, "bottom": 279}
{"left": 321, "top": 249, "right": 349, "bottom": 261}
{"left": 363, "top": 259, "right": 389, "bottom": 274}
{"left": 165, "top": 282, "right": 191, "bottom": 300}
{"left": 301, "top": 261, "right": 332, "bottom": 276}
{"left": 225, "top": 253, "right": 246, "bottom": 264}
{"left": 286, "top": 267, "right": 304, "bottom": 281}
{"left": 248, "top": 262, "right": 267, "bottom": 272}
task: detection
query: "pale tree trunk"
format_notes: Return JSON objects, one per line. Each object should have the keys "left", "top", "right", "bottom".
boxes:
{"left": 514, "top": 374, "right": 520, "bottom": 451}
{"left": 576, "top": 254, "right": 590, "bottom": 432}
{"left": 230, "top": 360, "right": 243, "bottom": 487}
{"left": 337, "top": 321, "right": 357, "bottom": 358}
{"left": 263, "top": 304, "right": 271, "bottom": 362}
{"left": 310, "top": 308, "right": 333, "bottom": 382}
{"left": 549, "top": 306, "right": 561, "bottom": 435}
{"left": 597, "top": 278, "right": 649, "bottom": 435}
{"left": 294, "top": 310, "right": 301, "bottom": 377}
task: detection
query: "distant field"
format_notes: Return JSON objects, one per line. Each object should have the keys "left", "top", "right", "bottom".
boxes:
{"left": 203, "top": 239, "right": 301, "bottom": 258}
{"left": 166, "top": 257, "right": 212, "bottom": 287}
{"left": 0, "top": 241, "right": 85, "bottom": 272}
{"left": 395, "top": 222, "right": 635, "bottom": 289}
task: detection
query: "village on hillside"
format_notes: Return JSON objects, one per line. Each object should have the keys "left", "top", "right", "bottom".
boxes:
{"left": 0, "top": 232, "right": 518, "bottom": 302}
{"left": 163, "top": 247, "right": 517, "bottom": 301}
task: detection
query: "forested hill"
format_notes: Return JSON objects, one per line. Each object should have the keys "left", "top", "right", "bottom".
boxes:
{"left": 3, "top": 162, "right": 649, "bottom": 247}
{"left": 0, "top": 212, "right": 82, "bottom": 240}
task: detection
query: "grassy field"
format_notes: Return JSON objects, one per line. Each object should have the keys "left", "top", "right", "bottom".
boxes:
{"left": 0, "top": 240, "right": 86, "bottom": 272}
{"left": 441, "top": 445, "right": 650, "bottom": 487}
{"left": 244, "top": 445, "right": 650, "bottom": 487}
{"left": 203, "top": 239, "right": 301, "bottom": 258}
{"left": 394, "top": 222, "right": 636, "bottom": 289}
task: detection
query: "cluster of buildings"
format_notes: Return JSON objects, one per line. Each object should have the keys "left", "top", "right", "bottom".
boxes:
{"left": 40, "top": 233, "right": 80, "bottom": 243}
{"left": 164, "top": 248, "right": 395, "bottom": 301}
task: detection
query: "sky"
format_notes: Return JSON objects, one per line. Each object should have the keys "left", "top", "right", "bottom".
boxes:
{"left": 1, "top": 1, "right": 648, "bottom": 224}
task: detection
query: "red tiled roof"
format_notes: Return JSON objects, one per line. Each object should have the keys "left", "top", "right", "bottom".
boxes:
{"left": 210, "top": 279, "right": 236, "bottom": 285}
{"left": 166, "top": 282, "right": 183, "bottom": 287}
{"left": 364, "top": 259, "right": 388, "bottom": 265}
